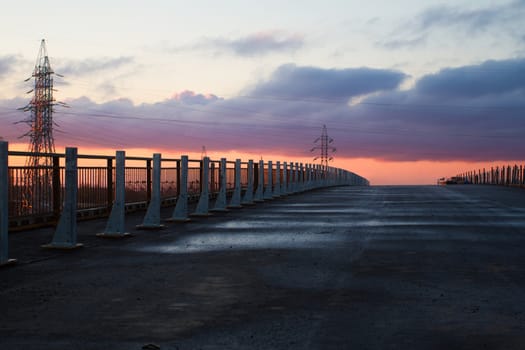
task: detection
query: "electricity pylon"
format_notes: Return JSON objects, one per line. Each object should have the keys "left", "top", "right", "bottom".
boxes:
{"left": 18, "top": 39, "right": 65, "bottom": 213}
{"left": 310, "top": 125, "right": 336, "bottom": 171}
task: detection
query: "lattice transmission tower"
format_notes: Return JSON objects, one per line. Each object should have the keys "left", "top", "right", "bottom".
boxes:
{"left": 310, "top": 124, "right": 336, "bottom": 170}
{"left": 18, "top": 39, "right": 65, "bottom": 212}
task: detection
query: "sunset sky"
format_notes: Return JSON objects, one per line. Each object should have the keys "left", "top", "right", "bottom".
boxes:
{"left": 1, "top": 0, "right": 524, "bottom": 184}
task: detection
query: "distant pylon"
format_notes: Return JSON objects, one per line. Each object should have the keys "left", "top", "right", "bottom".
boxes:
{"left": 201, "top": 145, "right": 207, "bottom": 159}
{"left": 310, "top": 125, "right": 336, "bottom": 170}
{"left": 18, "top": 39, "right": 65, "bottom": 213}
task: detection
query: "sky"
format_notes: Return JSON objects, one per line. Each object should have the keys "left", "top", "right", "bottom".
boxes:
{"left": 0, "top": 0, "right": 524, "bottom": 184}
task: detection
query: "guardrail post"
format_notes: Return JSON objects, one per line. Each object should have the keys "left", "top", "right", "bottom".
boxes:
{"left": 43, "top": 147, "right": 83, "bottom": 249}
{"left": 282, "top": 162, "right": 288, "bottom": 195}
{"left": 1, "top": 141, "right": 16, "bottom": 266}
{"left": 296, "top": 162, "right": 301, "bottom": 192}
{"left": 305, "top": 164, "right": 311, "bottom": 190}
{"left": 211, "top": 158, "right": 228, "bottom": 212}
{"left": 98, "top": 151, "right": 130, "bottom": 238}
{"left": 229, "top": 159, "right": 242, "bottom": 208}
{"left": 288, "top": 162, "right": 295, "bottom": 194}
{"left": 137, "top": 153, "right": 165, "bottom": 229}
{"left": 294, "top": 162, "right": 300, "bottom": 192}
{"left": 313, "top": 164, "right": 318, "bottom": 188}
{"left": 264, "top": 160, "right": 273, "bottom": 199}
{"left": 273, "top": 161, "right": 281, "bottom": 198}
{"left": 299, "top": 163, "right": 305, "bottom": 192}
{"left": 192, "top": 156, "right": 211, "bottom": 216}
{"left": 169, "top": 156, "right": 190, "bottom": 222}
{"left": 254, "top": 159, "right": 264, "bottom": 202}
{"left": 242, "top": 160, "right": 255, "bottom": 205}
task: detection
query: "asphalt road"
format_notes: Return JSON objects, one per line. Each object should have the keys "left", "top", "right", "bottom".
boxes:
{"left": 1, "top": 185, "right": 525, "bottom": 349}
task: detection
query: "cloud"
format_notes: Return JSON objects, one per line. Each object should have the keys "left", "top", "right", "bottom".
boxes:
{"left": 170, "top": 90, "right": 221, "bottom": 105}
{"left": 415, "top": 2, "right": 524, "bottom": 33}
{"left": 380, "top": 1, "right": 525, "bottom": 49}
{"left": 57, "top": 56, "right": 134, "bottom": 76}
{"left": 173, "top": 31, "right": 304, "bottom": 57}
{"left": 226, "top": 31, "right": 304, "bottom": 56}
{"left": 2, "top": 59, "right": 524, "bottom": 163}
{"left": 415, "top": 58, "right": 525, "bottom": 98}
{"left": 376, "top": 36, "right": 426, "bottom": 50}
{"left": 0, "top": 55, "right": 18, "bottom": 79}
{"left": 249, "top": 64, "right": 407, "bottom": 100}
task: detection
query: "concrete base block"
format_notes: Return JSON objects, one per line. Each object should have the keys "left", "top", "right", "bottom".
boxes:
{"left": 135, "top": 224, "right": 166, "bottom": 230}
{"left": 96, "top": 232, "right": 132, "bottom": 239}
{"left": 42, "top": 243, "right": 84, "bottom": 250}
{"left": 165, "top": 217, "right": 191, "bottom": 223}
{"left": 210, "top": 208, "right": 230, "bottom": 213}
{"left": 227, "top": 204, "right": 243, "bottom": 209}
{"left": 0, "top": 259, "right": 17, "bottom": 267}
{"left": 190, "top": 212, "right": 213, "bottom": 218}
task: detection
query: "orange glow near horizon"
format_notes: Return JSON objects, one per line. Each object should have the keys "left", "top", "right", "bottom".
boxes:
{"left": 5, "top": 142, "right": 522, "bottom": 185}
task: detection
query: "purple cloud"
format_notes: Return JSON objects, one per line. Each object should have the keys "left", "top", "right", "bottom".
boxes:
{"left": 170, "top": 90, "right": 221, "bottom": 105}
{"left": 249, "top": 64, "right": 407, "bottom": 99}
{"left": 415, "top": 58, "right": 525, "bottom": 98}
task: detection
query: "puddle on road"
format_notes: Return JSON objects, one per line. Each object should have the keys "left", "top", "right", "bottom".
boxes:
{"left": 274, "top": 208, "right": 374, "bottom": 214}
{"left": 136, "top": 232, "right": 344, "bottom": 254}
{"left": 215, "top": 220, "right": 349, "bottom": 229}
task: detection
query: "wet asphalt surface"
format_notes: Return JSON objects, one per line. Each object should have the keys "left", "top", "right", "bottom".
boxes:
{"left": 1, "top": 185, "right": 525, "bottom": 349}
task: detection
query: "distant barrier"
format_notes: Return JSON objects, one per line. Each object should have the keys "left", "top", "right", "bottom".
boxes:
{"left": 2, "top": 142, "right": 369, "bottom": 231}
{"left": 453, "top": 164, "right": 525, "bottom": 187}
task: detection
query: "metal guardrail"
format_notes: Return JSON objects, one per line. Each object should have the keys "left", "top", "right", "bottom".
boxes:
{"left": 1, "top": 143, "right": 369, "bottom": 231}
{"left": 454, "top": 165, "right": 525, "bottom": 186}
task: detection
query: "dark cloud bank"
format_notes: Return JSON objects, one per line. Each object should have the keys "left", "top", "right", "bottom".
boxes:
{"left": 2, "top": 59, "right": 524, "bottom": 162}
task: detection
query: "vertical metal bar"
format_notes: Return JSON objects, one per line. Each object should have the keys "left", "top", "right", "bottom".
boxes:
{"left": 274, "top": 161, "right": 281, "bottom": 197}
{"left": 282, "top": 162, "right": 288, "bottom": 194}
{"left": 254, "top": 162, "right": 259, "bottom": 191}
{"left": 199, "top": 160, "right": 204, "bottom": 193}
{"left": 264, "top": 160, "right": 273, "bottom": 199}
{"left": 254, "top": 159, "right": 264, "bottom": 202}
{"left": 176, "top": 160, "right": 181, "bottom": 197}
{"left": 210, "top": 161, "right": 216, "bottom": 194}
{"left": 106, "top": 158, "right": 113, "bottom": 212}
{"left": 146, "top": 159, "right": 152, "bottom": 202}
{"left": 52, "top": 155, "right": 61, "bottom": 219}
